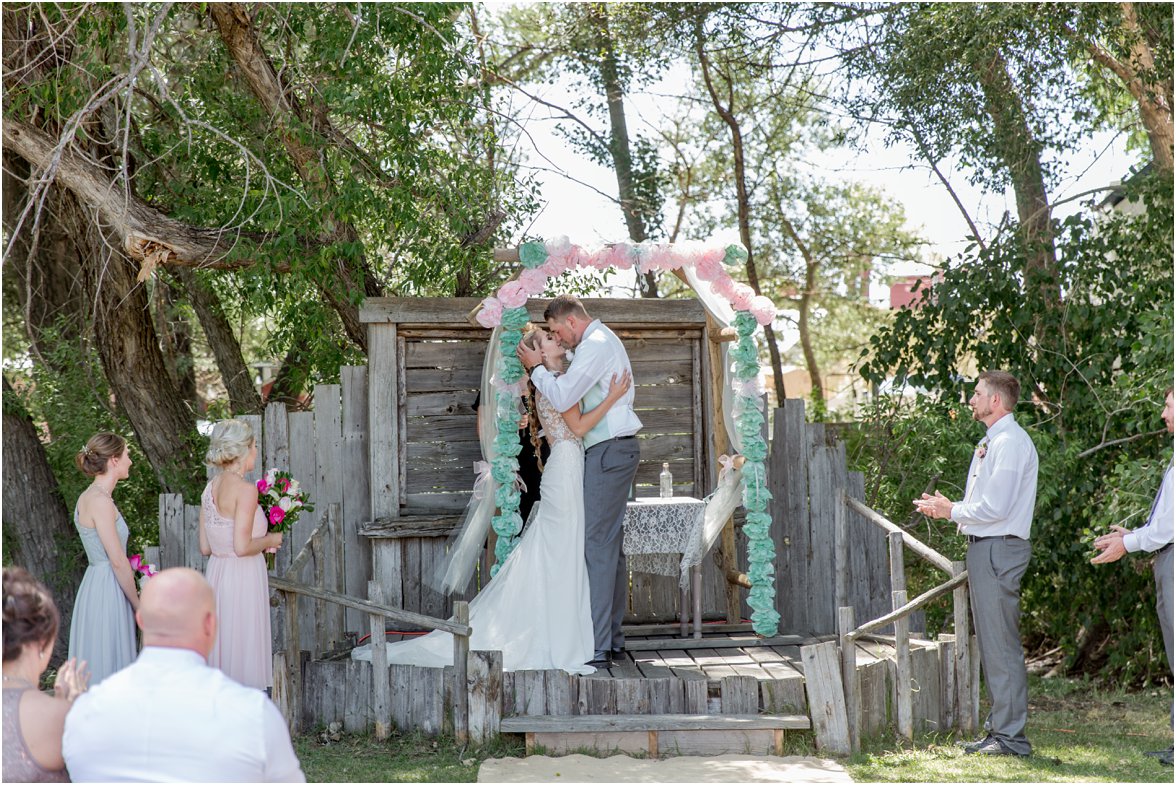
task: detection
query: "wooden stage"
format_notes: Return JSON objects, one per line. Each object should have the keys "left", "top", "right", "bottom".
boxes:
{"left": 300, "top": 625, "right": 961, "bottom": 751}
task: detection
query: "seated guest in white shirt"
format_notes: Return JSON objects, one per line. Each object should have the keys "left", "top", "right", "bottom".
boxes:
{"left": 914, "top": 371, "right": 1038, "bottom": 758}
{"left": 1092, "top": 386, "right": 1174, "bottom": 767}
{"left": 63, "top": 568, "right": 305, "bottom": 783}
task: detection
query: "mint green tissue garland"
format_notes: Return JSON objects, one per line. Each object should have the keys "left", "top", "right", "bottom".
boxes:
{"left": 489, "top": 305, "right": 532, "bottom": 576}
{"left": 732, "top": 311, "right": 781, "bottom": 637}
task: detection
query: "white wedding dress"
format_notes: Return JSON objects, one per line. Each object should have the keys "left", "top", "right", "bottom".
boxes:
{"left": 351, "top": 392, "right": 596, "bottom": 675}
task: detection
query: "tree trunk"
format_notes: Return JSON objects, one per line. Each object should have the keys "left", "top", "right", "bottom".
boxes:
{"left": 2, "top": 376, "right": 82, "bottom": 663}
{"left": 79, "top": 216, "right": 200, "bottom": 494}
{"left": 172, "top": 268, "right": 263, "bottom": 415}
{"left": 586, "top": 3, "right": 659, "bottom": 298}
{"left": 974, "top": 46, "right": 1059, "bottom": 306}
{"left": 153, "top": 277, "right": 198, "bottom": 413}
{"left": 695, "top": 30, "right": 788, "bottom": 403}
{"left": 2, "top": 152, "right": 87, "bottom": 367}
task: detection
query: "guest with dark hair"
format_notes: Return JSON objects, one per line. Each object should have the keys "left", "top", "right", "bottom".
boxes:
{"left": 3, "top": 567, "right": 88, "bottom": 783}
{"left": 69, "top": 433, "right": 138, "bottom": 686}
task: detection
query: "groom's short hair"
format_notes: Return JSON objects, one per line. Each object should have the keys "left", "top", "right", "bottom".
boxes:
{"left": 978, "top": 370, "right": 1020, "bottom": 410}
{"left": 544, "top": 294, "right": 590, "bottom": 322}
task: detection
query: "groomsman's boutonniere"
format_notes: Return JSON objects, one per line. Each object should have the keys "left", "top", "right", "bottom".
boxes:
{"left": 976, "top": 438, "right": 989, "bottom": 460}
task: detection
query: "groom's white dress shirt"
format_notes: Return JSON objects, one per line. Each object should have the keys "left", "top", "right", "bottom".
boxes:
{"left": 1125, "top": 463, "right": 1173, "bottom": 553}
{"left": 63, "top": 646, "right": 305, "bottom": 783}
{"left": 531, "top": 319, "right": 642, "bottom": 449}
{"left": 950, "top": 413, "right": 1039, "bottom": 540}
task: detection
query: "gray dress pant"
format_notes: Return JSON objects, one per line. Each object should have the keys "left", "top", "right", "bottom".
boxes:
{"left": 1155, "top": 545, "right": 1173, "bottom": 675}
{"left": 966, "top": 536, "right": 1032, "bottom": 756}
{"left": 583, "top": 437, "right": 641, "bottom": 655}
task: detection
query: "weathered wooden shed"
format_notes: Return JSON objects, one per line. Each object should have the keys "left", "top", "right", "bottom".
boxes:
{"left": 158, "top": 294, "right": 976, "bottom": 755}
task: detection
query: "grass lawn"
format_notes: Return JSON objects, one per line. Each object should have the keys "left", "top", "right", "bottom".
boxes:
{"left": 846, "top": 676, "right": 1173, "bottom": 783}
{"left": 295, "top": 676, "right": 1172, "bottom": 783}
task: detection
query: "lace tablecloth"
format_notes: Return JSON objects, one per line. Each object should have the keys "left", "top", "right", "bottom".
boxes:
{"left": 623, "top": 497, "right": 707, "bottom": 582}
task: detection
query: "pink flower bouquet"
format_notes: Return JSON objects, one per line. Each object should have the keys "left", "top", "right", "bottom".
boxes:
{"left": 129, "top": 553, "right": 157, "bottom": 589}
{"left": 256, "top": 469, "right": 314, "bottom": 570}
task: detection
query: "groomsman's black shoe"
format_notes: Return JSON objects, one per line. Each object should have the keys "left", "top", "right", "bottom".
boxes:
{"left": 964, "top": 737, "right": 1029, "bottom": 757}
{"left": 1144, "top": 748, "right": 1173, "bottom": 765}
{"left": 587, "top": 651, "right": 612, "bottom": 667}
{"left": 610, "top": 647, "right": 625, "bottom": 659}
{"left": 957, "top": 734, "right": 991, "bottom": 752}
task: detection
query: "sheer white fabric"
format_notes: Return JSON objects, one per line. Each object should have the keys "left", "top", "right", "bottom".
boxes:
{"left": 355, "top": 392, "right": 596, "bottom": 675}
{"left": 431, "top": 327, "right": 504, "bottom": 595}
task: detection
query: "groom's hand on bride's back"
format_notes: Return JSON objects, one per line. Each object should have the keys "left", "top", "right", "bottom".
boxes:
{"left": 517, "top": 342, "right": 542, "bottom": 371}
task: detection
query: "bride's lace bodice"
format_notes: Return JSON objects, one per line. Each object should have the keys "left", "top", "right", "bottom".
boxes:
{"left": 535, "top": 393, "right": 581, "bottom": 447}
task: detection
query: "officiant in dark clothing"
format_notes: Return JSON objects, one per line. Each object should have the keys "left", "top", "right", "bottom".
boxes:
{"left": 473, "top": 390, "right": 549, "bottom": 537}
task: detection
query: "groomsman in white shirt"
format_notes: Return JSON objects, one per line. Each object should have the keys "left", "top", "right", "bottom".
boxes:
{"left": 63, "top": 568, "right": 305, "bottom": 782}
{"left": 914, "top": 370, "right": 1038, "bottom": 757}
{"left": 1091, "top": 386, "right": 1173, "bottom": 767}
{"left": 519, "top": 294, "right": 642, "bottom": 667}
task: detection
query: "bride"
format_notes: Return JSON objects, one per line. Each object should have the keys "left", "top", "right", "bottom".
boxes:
{"left": 355, "top": 327, "right": 631, "bottom": 675}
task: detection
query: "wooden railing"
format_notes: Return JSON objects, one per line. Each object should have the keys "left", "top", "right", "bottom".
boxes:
{"left": 834, "top": 491, "right": 978, "bottom": 752}
{"left": 269, "top": 509, "right": 473, "bottom": 743}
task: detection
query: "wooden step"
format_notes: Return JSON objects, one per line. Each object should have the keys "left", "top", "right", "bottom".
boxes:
{"left": 500, "top": 713, "right": 811, "bottom": 756}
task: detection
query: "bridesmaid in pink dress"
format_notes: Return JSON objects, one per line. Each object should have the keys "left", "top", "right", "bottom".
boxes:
{"left": 197, "top": 420, "right": 284, "bottom": 690}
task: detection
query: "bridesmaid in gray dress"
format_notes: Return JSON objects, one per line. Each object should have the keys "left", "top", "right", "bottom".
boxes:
{"left": 68, "top": 433, "right": 139, "bottom": 685}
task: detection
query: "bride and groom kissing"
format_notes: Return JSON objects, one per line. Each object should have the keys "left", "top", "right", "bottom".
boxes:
{"left": 369, "top": 294, "right": 641, "bottom": 674}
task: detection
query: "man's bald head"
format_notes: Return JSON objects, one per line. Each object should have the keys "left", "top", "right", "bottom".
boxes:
{"left": 136, "top": 567, "right": 217, "bottom": 658}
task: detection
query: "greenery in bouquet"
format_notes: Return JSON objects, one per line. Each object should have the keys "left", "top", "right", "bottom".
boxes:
{"left": 256, "top": 469, "right": 314, "bottom": 568}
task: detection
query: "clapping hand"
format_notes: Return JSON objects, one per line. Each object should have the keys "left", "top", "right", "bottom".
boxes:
{"left": 913, "top": 490, "right": 954, "bottom": 520}
{"left": 54, "top": 657, "right": 89, "bottom": 702}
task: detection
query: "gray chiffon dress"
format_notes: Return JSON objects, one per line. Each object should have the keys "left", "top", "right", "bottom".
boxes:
{"left": 67, "top": 510, "right": 137, "bottom": 685}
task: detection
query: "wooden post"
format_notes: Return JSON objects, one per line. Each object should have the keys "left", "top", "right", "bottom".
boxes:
{"left": 838, "top": 606, "right": 860, "bottom": 753}
{"left": 893, "top": 589, "right": 913, "bottom": 741}
{"left": 369, "top": 581, "right": 390, "bottom": 740}
{"left": 835, "top": 490, "right": 848, "bottom": 611}
{"left": 453, "top": 601, "right": 470, "bottom": 744}
{"left": 693, "top": 564, "right": 703, "bottom": 639}
{"left": 952, "top": 560, "right": 976, "bottom": 735}
{"left": 889, "top": 529, "right": 911, "bottom": 740}
{"left": 705, "top": 310, "right": 743, "bottom": 624}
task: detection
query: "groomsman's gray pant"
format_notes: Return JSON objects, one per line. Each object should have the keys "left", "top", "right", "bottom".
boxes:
{"left": 966, "top": 536, "right": 1032, "bottom": 756}
{"left": 1155, "top": 545, "right": 1173, "bottom": 676}
{"left": 583, "top": 437, "right": 641, "bottom": 655}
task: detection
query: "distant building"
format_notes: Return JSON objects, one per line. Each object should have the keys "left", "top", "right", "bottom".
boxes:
{"left": 888, "top": 274, "right": 939, "bottom": 310}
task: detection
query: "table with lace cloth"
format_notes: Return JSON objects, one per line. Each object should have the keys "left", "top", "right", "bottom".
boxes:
{"left": 623, "top": 496, "right": 707, "bottom": 639}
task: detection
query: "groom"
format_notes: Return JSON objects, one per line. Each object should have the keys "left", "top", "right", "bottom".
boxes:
{"left": 518, "top": 294, "right": 642, "bottom": 667}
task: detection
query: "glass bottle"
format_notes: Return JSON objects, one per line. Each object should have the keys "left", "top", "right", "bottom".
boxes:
{"left": 659, "top": 462, "right": 673, "bottom": 498}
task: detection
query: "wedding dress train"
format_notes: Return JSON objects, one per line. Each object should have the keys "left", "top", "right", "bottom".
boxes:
{"left": 351, "top": 393, "right": 596, "bottom": 675}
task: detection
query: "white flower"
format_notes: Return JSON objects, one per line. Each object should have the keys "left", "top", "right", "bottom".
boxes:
{"left": 292, "top": 499, "right": 304, "bottom": 508}
{"left": 266, "top": 468, "right": 277, "bottom": 483}
{"left": 278, "top": 497, "right": 294, "bottom": 512}
{"left": 268, "top": 488, "right": 282, "bottom": 501}
{"left": 287, "top": 480, "right": 300, "bottom": 495}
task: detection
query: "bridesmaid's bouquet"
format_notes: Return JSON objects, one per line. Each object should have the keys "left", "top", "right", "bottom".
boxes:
{"left": 256, "top": 469, "right": 314, "bottom": 569}
{"left": 129, "top": 553, "right": 157, "bottom": 589}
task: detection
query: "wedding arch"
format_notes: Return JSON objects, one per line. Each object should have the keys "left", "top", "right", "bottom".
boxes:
{"left": 459, "top": 238, "right": 783, "bottom": 637}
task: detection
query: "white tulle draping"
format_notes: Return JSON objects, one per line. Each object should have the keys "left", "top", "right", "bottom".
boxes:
{"left": 429, "top": 325, "right": 504, "bottom": 596}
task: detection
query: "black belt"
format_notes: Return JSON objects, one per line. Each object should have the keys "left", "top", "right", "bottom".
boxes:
{"left": 966, "top": 534, "right": 1026, "bottom": 544}
{"left": 1158, "top": 543, "right": 1173, "bottom": 555}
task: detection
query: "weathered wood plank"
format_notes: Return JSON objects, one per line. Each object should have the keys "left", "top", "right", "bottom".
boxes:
{"left": 778, "top": 399, "right": 810, "bottom": 634}
{"left": 807, "top": 430, "right": 836, "bottom": 635}
{"left": 801, "top": 640, "right": 850, "bottom": 756}
{"left": 314, "top": 384, "right": 345, "bottom": 652}
{"left": 158, "top": 494, "right": 185, "bottom": 570}
{"left": 288, "top": 410, "right": 318, "bottom": 654}
{"left": 500, "top": 713, "right": 809, "bottom": 732}
{"left": 720, "top": 675, "right": 759, "bottom": 714}
{"left": 369, "top": 581, "right": 389, "bottom": 740}
{"left": 468, "top": 650, "right": 503, "bottom": 743}
{"left": 361, "top": 297, "right": 708, "bottom": 325}
{"left": 368, "top": 324, "right": 398, "bottom": 518}
{"left": 342, "top": 366, "right": 373, "bottom": 629}
{"left": 266, "top": 576, "right": 470, "bottom": 635}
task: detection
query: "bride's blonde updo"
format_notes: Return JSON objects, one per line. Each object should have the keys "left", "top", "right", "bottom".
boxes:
{"left": 204, "top": 419, "right": 255, "bottom": 469}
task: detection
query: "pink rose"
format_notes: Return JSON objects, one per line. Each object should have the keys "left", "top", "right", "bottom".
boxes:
{"left": 518, "top": 268, "right": 548, "bottom": 295}
{"left": 256, "top": 478, "right": 270, "bottom": 493}
{"left": 278, "top": 477, "right": 290, "bottom": 493}
{"left": 497, "top": 281, "right": 529, "bottom": 309}
{"left": 729, "top": 283, "right": 755, "bottom": 311}
{"left": 475, "top": 297, "right": 503, "bottom": 328}
{"left": 750, "top": 295, "right": 776, "bottom": 326}
{"left": 269, "top": 506, "right": 286, "bottom": 527}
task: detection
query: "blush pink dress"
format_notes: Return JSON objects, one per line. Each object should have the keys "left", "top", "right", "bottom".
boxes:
{"left": 202, "top": 479, "right": 272, "bottom": 689}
